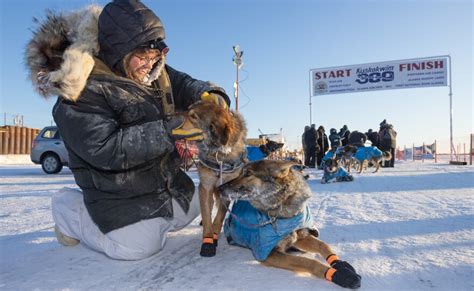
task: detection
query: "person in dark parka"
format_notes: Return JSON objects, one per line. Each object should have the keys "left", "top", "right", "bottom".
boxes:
{"left": 302, "top": 126, "right": 310, "bottom": 166}
{"left": 316, "top": 126, "right": 329, "bottom": 168}
{"left": 348, "top": 130, "right": 367, "bottom": 147}
{"left": 366, "top": 129, "right": 379, "bottom": 147}
{"left": 329, "top": 128, "right": 342, "bottom": 150}
{"left": 339, "top": 125, "right": 350, "bottom": 146}
{"left": 378, "top": 120, "right": 397, "bottom": 167}
{"left": 25, "top": 0, "right": 229, "bottom": 260}
{"left": 304, "top": 124, "right": 320, "bottom": 168}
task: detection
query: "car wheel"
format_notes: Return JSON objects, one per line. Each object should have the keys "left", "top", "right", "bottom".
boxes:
{"left": 41, "top": 153, "right": 63, "bottom": 174}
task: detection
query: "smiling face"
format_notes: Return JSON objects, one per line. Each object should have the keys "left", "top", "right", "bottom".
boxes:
{"left": 124, "top": 48, "right": 162, "bottom": 83}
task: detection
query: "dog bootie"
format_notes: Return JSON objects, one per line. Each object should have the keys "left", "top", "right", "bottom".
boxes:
{"left": 325, "top": 267, "right": 361, "bottom": 289}
{"left": 54, "top": 225, "right": 79, "bottom": 246}
{"left": 200, "top": 238, "right": 216, "bottom": 257}
{"left": 325, "top": 254, "right": 361, "bottom": 289}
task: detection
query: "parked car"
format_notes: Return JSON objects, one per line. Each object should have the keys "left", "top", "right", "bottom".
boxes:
{"left": 31, "top": 126, "right": 69, "bottom": 174}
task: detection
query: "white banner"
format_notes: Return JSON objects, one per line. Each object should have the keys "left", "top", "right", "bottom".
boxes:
{"left": 310, "top": 56, "right": 448, "bottom": 97}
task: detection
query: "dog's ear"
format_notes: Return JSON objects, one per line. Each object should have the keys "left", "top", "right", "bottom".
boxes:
{"left": 221, "top": 124, "right": 231, "bottom": 145}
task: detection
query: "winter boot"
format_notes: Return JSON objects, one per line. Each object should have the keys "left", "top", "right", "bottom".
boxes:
{"left": 54, "top": 225, "right": 79, "bottom": 246}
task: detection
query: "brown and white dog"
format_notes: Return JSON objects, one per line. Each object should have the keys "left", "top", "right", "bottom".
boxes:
{"left": 218, "top": 160, "right": 361, "bottom": 289}
{"left": 185, "top": 100, "right": 247, "bottom": 257}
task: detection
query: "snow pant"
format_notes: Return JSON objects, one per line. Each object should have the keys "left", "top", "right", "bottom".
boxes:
{"left": 52, "top": 187, "right": 200, "bottom": 260}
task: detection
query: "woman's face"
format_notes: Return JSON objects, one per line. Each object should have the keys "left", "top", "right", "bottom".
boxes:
{"left": 126, "top": 49, "right": 162, "bottom": 83}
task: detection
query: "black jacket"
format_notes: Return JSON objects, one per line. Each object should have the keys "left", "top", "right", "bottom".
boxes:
{"left": 378, "top": 125, "right": 397, "bottom": 150}
{"left": 366, "top": 132, "right": 379, "bottom": 147}
{"left": 329, "top": 133, "right": 342, "bottom": 149}
{"left": 348, "top": 131, "right": 367, "bottom": 147}
{"left": 317, "top": 131, "right": 329, "bottom": 153}
{"left": 53, "top": 60, "right": 216, "bottom": 233}
{"left": 304, "top": 128, "right": 319, "bottom": 148}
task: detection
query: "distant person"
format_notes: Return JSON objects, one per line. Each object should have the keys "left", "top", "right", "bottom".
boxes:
{"left": 304, "top": 124, "right": 319, "bottom": 168}
{"left": 339, "top": 125, "right": 350, "bottom": 146}
{"left": 348, "top": 130, "right": 367, "bottom": 147}
{"left": 378, "top": 120, "right": 397, "bottom": 167}
{"left": 302, "top": 126, "right": 310, "bottom": 166}
{"left": 329, "top": 128, "right": 342, "bottom": 150}
{"left": 366, "top": 129, "right": 379, "bottom": 147}
{"left": 316, "top": 126, "right": 329, "bottom": 168}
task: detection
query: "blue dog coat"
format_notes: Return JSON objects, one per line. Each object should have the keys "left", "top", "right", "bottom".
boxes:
{"left": 322, "top": 147, "right": 345, "bottom": 163}
{"left": 246, "top": 146, "right": 266, "bottom": 162}
{"left": 224, "top": 200, "right": 314, "bottom": 261}
{"left": 321, "top": 167, "right": 353, "bottom": 183}
{"left": 354, "top": 146, "right": 383, "bottom": 161}
{"left": 322, "top": 150, "right": 335, "bottom": 162}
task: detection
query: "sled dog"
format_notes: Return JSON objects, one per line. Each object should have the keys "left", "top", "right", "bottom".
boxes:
{"left": 219, "top": 160, "right": 361, "bottom": 289}
{"left": 353, "top": 146, "right": 392, "bottom": 173}
{"left": 186, "top": 101, "right": 247, "bottom": 257}
{"left": 321, "top": 158, "right": 353, "bottom": 184}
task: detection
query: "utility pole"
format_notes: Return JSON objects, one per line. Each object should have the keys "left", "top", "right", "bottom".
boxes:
{"left": 232, "top": 45, "right": 244, "bottom": 112}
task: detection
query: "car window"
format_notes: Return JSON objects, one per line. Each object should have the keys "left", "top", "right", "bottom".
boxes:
{"left": 42, "top": 129, "right": 58, "bottom": 139}
{"left": 53, "top": 131, "right": 62, "bottom": 140}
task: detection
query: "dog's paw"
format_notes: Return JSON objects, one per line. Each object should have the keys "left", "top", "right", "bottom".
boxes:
{"left": 328, "top": 267, "right": 361, "bottom": 289}
{"left": 200, "top": 242, "right": 216, "bottom": 257}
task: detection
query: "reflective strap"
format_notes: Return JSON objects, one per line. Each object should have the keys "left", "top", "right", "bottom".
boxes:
{"left": 325, "top": 268, "right": 337, "bottom": 281}
{"left": 202, "top": 237, "right": 214, "bottom": 244}
{"left": 326, "top": 254, "right": 340, "bottom": 265}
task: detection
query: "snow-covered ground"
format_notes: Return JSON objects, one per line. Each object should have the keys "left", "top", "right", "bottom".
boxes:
{"left": 1, "top": 161, "right": 473, "bottom": 290}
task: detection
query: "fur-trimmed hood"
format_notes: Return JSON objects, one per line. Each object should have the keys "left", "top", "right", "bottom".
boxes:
{"left": 25, "top": 5, "right": 102, "bottom": 101}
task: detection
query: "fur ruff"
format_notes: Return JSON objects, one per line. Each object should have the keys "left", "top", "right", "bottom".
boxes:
{"left": 25, "top": 5, "right": 102, "bottom": 101}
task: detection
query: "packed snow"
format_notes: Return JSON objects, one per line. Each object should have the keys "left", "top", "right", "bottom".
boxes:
{"left": 1, "top": 160, "right": 473, "bottom": 290}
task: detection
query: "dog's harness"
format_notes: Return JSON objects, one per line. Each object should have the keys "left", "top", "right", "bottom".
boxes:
{"left": 199, "top": 151, "right": 247, "bottom": 185}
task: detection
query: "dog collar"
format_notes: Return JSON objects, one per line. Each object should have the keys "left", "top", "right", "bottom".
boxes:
{"left": 199, "top": 151, "right": 246, "bottom": 174}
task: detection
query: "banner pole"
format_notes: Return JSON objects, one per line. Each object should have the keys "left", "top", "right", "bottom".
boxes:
{"left": 448, "top": 55, "right": 454, "bottom": 162}
{"left": 308, "top": 70, "right": 313, "bottom": 125}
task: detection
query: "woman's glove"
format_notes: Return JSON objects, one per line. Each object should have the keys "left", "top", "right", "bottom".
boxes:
{"left": 166, "top": 116, "right": 203, "bottom": 141}
{"left": 200, "top": 92, "right": 228, "bottom": 109}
